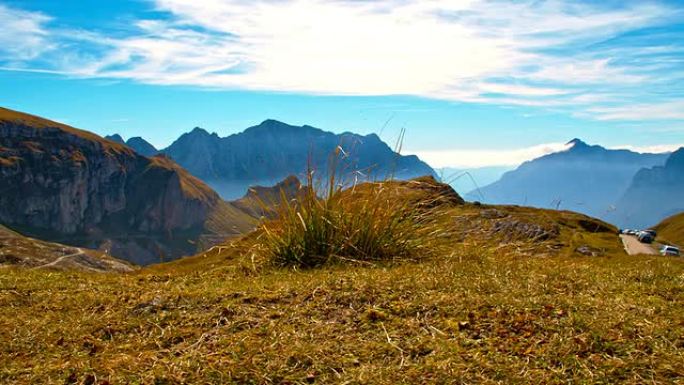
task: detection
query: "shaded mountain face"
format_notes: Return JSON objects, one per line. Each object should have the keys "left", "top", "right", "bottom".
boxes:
{"left": 162, "top": 120, "right": 436, "bottom": 199}
{"left": 105, "top": 134, "right": 125, "bottom": 144}
{"left": 468, "top": 139, "right": 668, "bottom": 222}
{"left": 126, "top": 136, "right": 158, "bottom": 157}
{"left": 0, "top": 107, "right": 254, "bottom": 265}
{"left": 610, "top": 148, "right": 684, "bottom": 229}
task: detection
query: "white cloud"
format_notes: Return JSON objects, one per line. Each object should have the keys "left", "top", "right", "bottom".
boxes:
{"left": 526, "top": 58, "right": 647, "bottom": 85}
{"left": 590, "top": 100, "right": 684, "bottom": 121}
{"left": 2, "top": 0, "right": 683, "bottom": 120}
{"left": 123, "top": 0, "right": 673, "bottom": 100}
{"left": 407, "top": 142, "right": 573, "bottom": 168}
{"left": 411, "top": 139, "right": 683, "bottom": 169}
{"left": 0, "top": 4, "right": 53, "bottom": 60}
{"left": 608, "top": 143, "right": 684, "bottom": 153}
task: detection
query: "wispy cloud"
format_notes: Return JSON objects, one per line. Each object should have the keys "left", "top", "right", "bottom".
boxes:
{"left": 590, "top": 100, "right": 684, "bottom": 121}
{"left": 1, "top": 0, "right": 683, "bottom": 121}
{"left": 410, "top": 140, "right": 681, "bottom": 168}
{"left": 608, "top": 143, "right": 684, "bottom": 153}
{"left": 0, "top": 4, "right": 53, "bottom": 61}
{"left": 408, "top": 142, "right": 574, "bottom": 168}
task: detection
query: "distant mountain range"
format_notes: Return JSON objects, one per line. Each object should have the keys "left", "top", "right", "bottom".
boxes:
{"left": 609, "top": 147, "right": 684, "bottom": 228}
{"left": 1, "top": 107, "right": 436, "bottom": 264}
{"left": 109, "top": 120, "right": 436, "bottom": 199}
{"left": 3, "top": 105, "right": 680, "bottom": 263}
{"left": 466, "top": 139, "right": 670, "bottom": 225}
{"left": 105, "top": 134, "right": 158, "bottom": 156}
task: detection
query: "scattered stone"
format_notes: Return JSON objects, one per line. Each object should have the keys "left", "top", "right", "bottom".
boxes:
{"left": 132, "top": 296, "right": 165, "bottom": 315}
{"left": 480, "top": 209, "right": 508, "bottom": 219}
{"left": 575, "top": 245, "right": 602, "bottom": 257}
{"left": 491, "top": 220, "right": 559, "bottom": 241}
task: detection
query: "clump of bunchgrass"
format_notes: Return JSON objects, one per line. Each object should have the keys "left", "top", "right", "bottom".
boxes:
{"left": 256, "top": 148, "right": 451, "bottom": 268}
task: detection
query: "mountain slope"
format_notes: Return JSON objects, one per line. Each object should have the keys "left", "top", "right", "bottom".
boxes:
{"left": 468, "top": 139, "right": 668, "bottom": 222}
{"left": 654, "top": 212, "right": 684, "bottom": 247}
{"left": 0, "top": 107, "right": 253, "bottom": 265}
{"left": 9, "top": 180, "right": 681, "bottom": 385}
{"left": 611, "top": 148, "right": 684, "bottom": 228}
{"left": 0, "top": 224, "right": 133, "bottom": 272}
{"left": 162, "top": 120, "right": 436, "bottom": 199}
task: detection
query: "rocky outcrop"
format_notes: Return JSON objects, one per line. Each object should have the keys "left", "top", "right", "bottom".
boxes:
{"left": 0, "top": 107, "right": 237, "bottom": 265}
{"left": 233, "top": 175, "right": 304, "bottom": 218}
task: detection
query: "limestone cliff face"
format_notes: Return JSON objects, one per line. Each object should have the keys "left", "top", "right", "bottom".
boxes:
{"left": 0, "top": 107, "right": 223, "bottom": 264}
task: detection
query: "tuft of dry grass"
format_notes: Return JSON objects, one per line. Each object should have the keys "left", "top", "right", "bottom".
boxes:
{"left": 256, "top": 163, "right": 455, "bottom": 268}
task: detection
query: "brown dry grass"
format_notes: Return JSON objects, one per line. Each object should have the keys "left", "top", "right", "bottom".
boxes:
{"left": 0, "top": 107, "right": 133, "bottom": 156}
{"left": 1, "top": 202, "right": 682, "bottom": 384}
{"left": 655, "top": 212, "right": 684, "bottom": 247}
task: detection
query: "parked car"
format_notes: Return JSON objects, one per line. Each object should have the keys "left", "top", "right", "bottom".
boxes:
{"left": 660, "top": 245, "right": 680, "bottom": 256}
{"left": 642, "top": 229, "right": 657, "bottom": 238}
{"left": 625, "top": 229, "right": 638, "bottom": 235}
{"left": 637, "top": 231, "right": 654, "bottom": 243}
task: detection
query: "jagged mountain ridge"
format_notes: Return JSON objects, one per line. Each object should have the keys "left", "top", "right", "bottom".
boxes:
{"left": 161, "top": 120, "right": 436, "bottom": 199}
{"left": 610, "top": 147, "right": 684, "bottom": 228}
{"left": 0, "top": 107, "right": 255, "bottom": 265}
{"left": 467, "top": 139, "right": 669, "bottom": 222}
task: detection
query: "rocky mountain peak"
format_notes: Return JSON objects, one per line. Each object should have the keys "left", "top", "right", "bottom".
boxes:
{"left": 126, "top": 136, "right": 158, "bottom": 157}
{"left": 566, "top": 138, "right": 588, "bottom": 148}
{"left": 188, "top": 127, "right": 213, "bottom": 137}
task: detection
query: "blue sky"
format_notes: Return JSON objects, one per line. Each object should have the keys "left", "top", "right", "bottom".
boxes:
{"left": 1, "top": 0, "right": 683, "bottom": 167}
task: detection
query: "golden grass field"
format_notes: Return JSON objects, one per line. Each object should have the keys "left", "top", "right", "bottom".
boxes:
{"left": 2, "top": 193, "right": 683, "bottom": 384}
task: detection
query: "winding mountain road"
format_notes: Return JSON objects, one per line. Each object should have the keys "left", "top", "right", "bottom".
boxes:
{"left": 620, "top": 235, "right": 657, "bottom": 255}
{"left": 32, "top": 248, "right": 85, "bottom": 269}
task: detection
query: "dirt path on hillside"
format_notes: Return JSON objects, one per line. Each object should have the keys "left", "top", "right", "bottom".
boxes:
{"left": 620, "top": 235, "right": 657, "bottom": 255}
{"left": 32, "top": 248, "right": 85, "bottom": 269}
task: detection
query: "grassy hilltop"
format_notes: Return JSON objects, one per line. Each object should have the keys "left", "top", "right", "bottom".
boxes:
{"left": 1, "top": 178, "right": 683, "bottom": 384}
